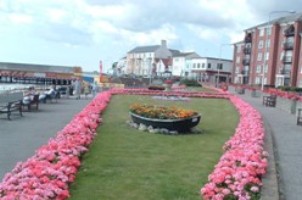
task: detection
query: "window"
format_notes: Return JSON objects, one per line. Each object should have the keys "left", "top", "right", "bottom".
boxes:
{"left": 258, "top": 40, "right": 264, "bottom": 49}
{"left": 256, "top": 65, "right": 262, "bottom": 73}
{"left": 237, "top": 45, "right": 241, "bottom": 53}
{"left": 207, "top": 63, "right": 211, "bottom": 69}
{"left": 280, "top": 51, "right": 284, "bottom": 60}
{"left": 266, "top": 27, "right": 272, "bottom": 36}
{"left": 255, "top": 77, "right": 261, "bottom": 84}
{"left": 193, "top": 63, "right": 196, "bottom": 68}
{"left": 202, "top": 63, "right": 205, "bottom": 68}
{"left": 197, "top": 63, "right": 201, "bottom": 68}
{"left": 265, "top": 52, "right": 269, "bottom": 61}
{"left": 236, "top": 56, "right": 241, "bottom": 64}
{"left": 259, "top": 29, "right": 264, "bottom": 36}
{"left": 264, "top": 77, "right": 267, "bottom": 84}
{"left": 266, "top": 40, "right": 270, "bottom": 48}
{"left": 257, "top": 53, "right": 263, "bottom": 61}
{"left": 264, "top": 64, "right": 268, "bottom": 73}
{"left": 217, "top": 63, "right": 223, "bottom": 70}
{"left": 236, "top": 67, "right": 240, "bottom": 73}
{"left": 175, "top": 58, "right": 179, "bottom": 61}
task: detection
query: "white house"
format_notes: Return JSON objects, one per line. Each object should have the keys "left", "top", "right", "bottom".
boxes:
{"left": 172, "top": 52, "right": 201, "bottom": 77}
{"left": 126, "top": 40, "right": 177, "bottom": 77}
{"left": 189, "top": 57, "right": 233, "bottom": 84}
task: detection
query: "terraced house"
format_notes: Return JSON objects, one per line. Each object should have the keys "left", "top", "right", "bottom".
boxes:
{"left": 233, "top": 12, "right": 302, "bottom": 88}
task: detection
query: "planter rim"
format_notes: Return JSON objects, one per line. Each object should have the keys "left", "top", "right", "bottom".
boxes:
{"left": 129, "top": 111, "right": 201, "bottom": 122}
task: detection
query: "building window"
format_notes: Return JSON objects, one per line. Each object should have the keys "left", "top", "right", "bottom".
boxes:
{"left": 264, "top": 64, "right": 268, "bottom": 73}
{"left": 256, "top": 65, "right": 262, "bottom": 73}
{"left": 217, "top": 63, "right": 223, "bottom": 70}
{"left": 259, "top": 29, "right": 264, "bottom": 36}
{"left": 202, "top": 63, "right": 205, "bottom": 68}
{"left": 236, "top": 56, "right": 241, "bottom": 64}
{"left": 257, "top": 53, "right": 263, "bottom": 61}
{"left": 193, "top": 63, "right": 196, "bottom": 68}
{"left": 264, "top": 77, "right": 267, "bottom": 84}
{"left": 197, "top": 63, "right": 201, "bottom": 68}
{"left": 236, "top": 67, "right": 240, "bottom": 73}
{"left": 237, "top": 45, "right": 241, "bottom": 53}
{"left": 266, "top": 40, "right": 270, "bottom": 48}
{"left": 255, "top": 77, "right": 261, "bottom": 84}
{"left": 207, "top": 63, "right": 211, "bottom": 69}
{"left": 258, "top": 40, "right": 264, "bottom": 49}
{"left": 266, "top": 27, "right": 272, "bottom": 36}
{"left": 265, "top": 52, "right": 269, "bottom": 61}
{"left": 175, "top": 58, "right": 179, "bottom": 61}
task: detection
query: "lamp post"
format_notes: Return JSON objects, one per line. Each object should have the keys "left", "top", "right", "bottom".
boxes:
{"left": 261, "top": 10, "right": 295, "bottom": 91}
{"left": 217, "top": 43, "right": 232, "bottom": 87}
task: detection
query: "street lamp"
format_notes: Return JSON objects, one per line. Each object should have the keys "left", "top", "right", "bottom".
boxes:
{"left": 261, "top": 10, "right": 296, "bottom": 91}
{"left": 217, "top": 43, "right": 232, "bottom": 87}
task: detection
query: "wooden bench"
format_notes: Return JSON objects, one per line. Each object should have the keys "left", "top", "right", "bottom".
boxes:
{"left": 22, "top": 94, "right": 39, "bottom": 111}
{"left": 263, "top": 95, "right": 277, "bottom": 107}
{"left": 0, "top": 92, "right": 23, "bottom": 120}
{"left": 297, "top": 108, "right": 302, "bottom": 126}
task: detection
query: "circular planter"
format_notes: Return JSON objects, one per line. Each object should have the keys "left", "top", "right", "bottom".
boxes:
{"left": 129, "top": 112, "right": 201, "bottom": 133}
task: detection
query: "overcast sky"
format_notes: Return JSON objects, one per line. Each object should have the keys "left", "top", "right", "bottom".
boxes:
{"left": 0, "top": 0, "right": 301, "bottom": 73}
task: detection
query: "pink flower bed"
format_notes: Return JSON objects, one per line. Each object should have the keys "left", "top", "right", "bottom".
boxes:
{"left": 0, "top": 91, "right": 112, "bottom": 200}
{"left": 0, "top": 88, "right": 268, "bottom": 200}
{"left": 266, "top": 88, "right": 302, "bottom": 102}
{"left": 201, "top": 95, "right": 268, "bottom": 199}
{"left": 111, "top": 88, "right": 229, "bottom": 99}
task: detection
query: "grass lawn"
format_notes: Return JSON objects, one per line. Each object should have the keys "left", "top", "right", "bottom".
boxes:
{"left": 69, "top": 95, "right": 239, "bottom": 200}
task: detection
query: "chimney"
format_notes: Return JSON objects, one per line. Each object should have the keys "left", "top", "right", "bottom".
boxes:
{"left": 161, "top": 40, "right": 167, "bottom": 48}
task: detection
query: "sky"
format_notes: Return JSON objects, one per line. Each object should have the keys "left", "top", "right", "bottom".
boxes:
{"left": 0, "top": 0, "right": 301, "bottom": 73}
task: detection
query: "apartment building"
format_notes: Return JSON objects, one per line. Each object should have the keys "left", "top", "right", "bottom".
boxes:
{"left": 233, "top": 13, "right": 302, "bottom": 87}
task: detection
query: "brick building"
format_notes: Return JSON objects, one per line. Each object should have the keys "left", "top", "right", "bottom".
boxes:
{"left": 233, "top": 13, "right": 302, "bottom": 88}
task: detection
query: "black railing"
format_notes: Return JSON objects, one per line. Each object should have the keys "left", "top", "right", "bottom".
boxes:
{"left": 283, "top": 42, "right": 294, "bottom": 50}
{"left": 242, "top": 58, "right": 250, "bottom": 65}
{"left": 282, "top": 56, "right": 292, "bottom": 63}
{"left": 243, "top": 47, "right": 251, "bottom": 54}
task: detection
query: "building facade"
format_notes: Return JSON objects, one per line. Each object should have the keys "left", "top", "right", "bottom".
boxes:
{"left": 233, "top": 13, "right": 302, "bottom": 88}
{"left": 0, "top": 62, "right": 82, "bottom": 86}
{"left": 172, "top": 52, "right": 200, "bottom": 77}
{"left": 126, "top": 40, "right": 175, "bottom": 77}
{"left": 190, "top": 57, "right": 233, "bottom": 84}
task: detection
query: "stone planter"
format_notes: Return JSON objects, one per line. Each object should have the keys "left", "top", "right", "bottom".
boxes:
{"left": 276, "top": 97, "right": 301, "bottom": 114}
{"left": 129, "top": 112, "right": 201, "bottom": 133}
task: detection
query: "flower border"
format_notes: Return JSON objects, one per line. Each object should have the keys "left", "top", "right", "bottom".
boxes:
{"left": 0, "top": 89, "right": 267, "bottom": 200}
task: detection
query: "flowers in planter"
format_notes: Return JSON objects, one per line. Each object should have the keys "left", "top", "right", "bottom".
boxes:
{"left": 164, "top": 79, "right": 174, "bottom": 84}
{"left": 129, "top": 103, "right": 198, "bottom": 119}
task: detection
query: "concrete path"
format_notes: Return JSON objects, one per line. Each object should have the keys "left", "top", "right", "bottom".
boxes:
{"left": 229, "top": 87, "right": 302, "bottom": 200}
{"left": 0, "top": 96, "right": 91, "bottom": 180}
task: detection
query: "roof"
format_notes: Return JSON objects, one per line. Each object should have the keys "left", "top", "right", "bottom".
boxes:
{"left": 169, "top": 49, "right": 181, "bottom": 56}
{"left": 173, "top": 52, "right": 201, "bottom": 58}
{"left": 197, "top": 57, "right": 233, "bottom": 62}
{"left": 0, "top": 62, "right": 76, "bottom": 73}
{"left": 128, "top": 45, "right": 161, "bottom": 53}
{"left": 245, "top": 12, "right": 302, "bottom": 31}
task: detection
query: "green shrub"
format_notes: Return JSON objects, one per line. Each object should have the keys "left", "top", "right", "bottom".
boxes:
{"left": 179, "top": 79, "right": 201, "bottom": 87}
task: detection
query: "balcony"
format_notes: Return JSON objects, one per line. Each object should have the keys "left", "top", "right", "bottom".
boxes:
{"left": 242, "top": 58, "right": 250, "bottom": 65}
{"left": 279, "top": 68, "right": 291, "bottom": 77}
{"left": 284, "top": 25, "right": 295, "bottom": 37}
{"left": 241, "top": 69, "right": 249, "bottom": 75}
{"left": 244, "top": 36, "right": 252, "bottom": 43}
{"left": 282, "top": 56, "right": 293, "bottom": 63}
{"left": 243, "top": 47, "right": 251, "bottom": 54}
{"left": 283, "top": 42, "right": 294, "bottom": 50}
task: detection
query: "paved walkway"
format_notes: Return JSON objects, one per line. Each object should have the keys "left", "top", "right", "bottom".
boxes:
{"left": 229, "top": 87, "right": 302, "bottom": 200}
{"left": 0, "top": 96, "right": 91, "bottom": 180}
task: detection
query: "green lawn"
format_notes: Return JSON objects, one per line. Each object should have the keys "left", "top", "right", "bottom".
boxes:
{"left": 69, "top": 95, "right": 239, "bottom": 200}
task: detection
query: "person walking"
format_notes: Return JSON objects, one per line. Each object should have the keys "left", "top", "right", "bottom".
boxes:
{"left": 73, "top": 79, "right": 82, "bottom": 100}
